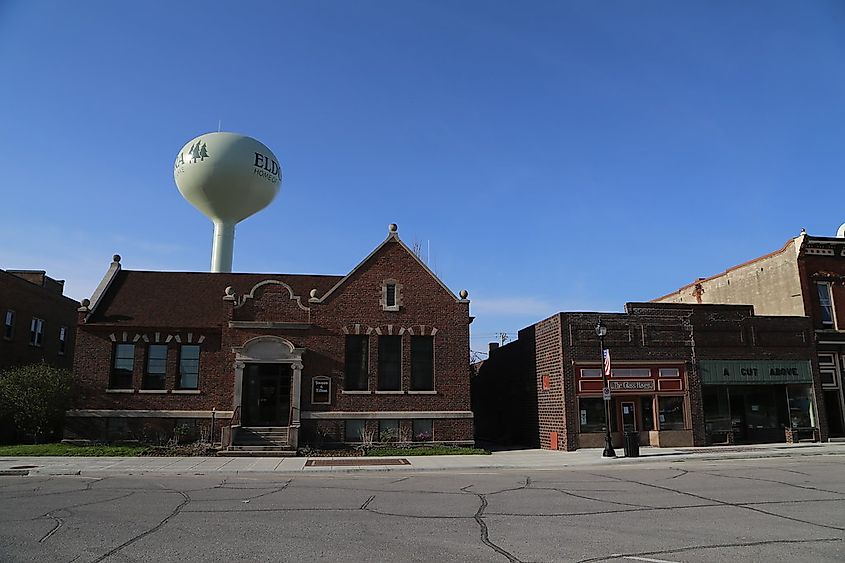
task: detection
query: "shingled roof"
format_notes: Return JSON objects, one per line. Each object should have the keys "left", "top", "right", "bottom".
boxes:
{"left": 88, "top": 271, "right": 342, "bottom": 328}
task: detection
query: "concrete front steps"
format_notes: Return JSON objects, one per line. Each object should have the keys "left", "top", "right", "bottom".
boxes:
{"left": 219, "top": 426, "right": 297, "bottom": 457}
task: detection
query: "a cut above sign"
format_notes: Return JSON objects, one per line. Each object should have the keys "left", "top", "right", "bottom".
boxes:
{"left": 699, "top": 360, "right": 812, "bottom": 385}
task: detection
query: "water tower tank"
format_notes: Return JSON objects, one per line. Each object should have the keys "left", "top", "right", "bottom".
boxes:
{"left": 174, "top": 132, "right": 281, "bottom": 272}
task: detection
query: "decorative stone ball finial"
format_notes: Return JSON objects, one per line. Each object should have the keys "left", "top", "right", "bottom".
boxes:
{"left": 81, "top": 298, "right": 91, "bottom": 307}
{"left": 459, "top": 289, "right": 468, "bottom": 299}
{"left": 310, "top": 289, "right": 318, "bottom": 298}
{"left": 112, "top": 254, "right": 121, "bottom": 263}
{"left": 389, "top": 223, "right": 398, "bottom": 233}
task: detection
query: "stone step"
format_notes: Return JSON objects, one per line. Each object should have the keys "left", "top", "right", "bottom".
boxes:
{"left": 231, "top": 427, "right": 291, "bottom": 449}
{"left": 218, "top": 446, "right": 297, "bottom": 457}
{"left": 236, "top": 433, "right": 289, "bottom": 440}
{"left": 228, "top": 445, "right": 294, "bottom": 451}
{"left": 234, "top": 439, "right": 290, "bottom": 446}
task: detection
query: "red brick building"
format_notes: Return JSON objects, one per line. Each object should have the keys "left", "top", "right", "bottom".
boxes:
{"left": 68, "top": 225, "right": 474, "bottom": 452}
{"left": 655, "top": 230, "right": 845, "bottom": 437}
{"left": 474, "top": 303, "right": 825, "bottom": 451}
{"left": 0, "top": 269, "right": 78, "bottom": 371}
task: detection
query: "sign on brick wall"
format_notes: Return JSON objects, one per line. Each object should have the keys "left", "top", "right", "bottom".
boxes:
{"left": 699, "top": 360, "right": 812, "bottom": 385}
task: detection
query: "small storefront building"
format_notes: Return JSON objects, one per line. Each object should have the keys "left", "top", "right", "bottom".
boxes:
{"left": 575, "top": 363, "right": 692, "bottom": 448}
{"left": 700, "top": 360, "right": 818, "bottom": 444}
{"left": 472, "top": 302, "right": 829, "bottom": 451}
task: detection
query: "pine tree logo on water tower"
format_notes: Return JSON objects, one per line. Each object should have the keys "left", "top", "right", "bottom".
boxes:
{"left": 174, "top": 140, "right": 210, "bottom": 169}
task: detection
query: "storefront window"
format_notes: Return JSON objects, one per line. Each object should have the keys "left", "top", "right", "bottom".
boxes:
{"left": 579, "top": 398, "right": 609, "bottom": 432}
{"left": 640, "top": 397, "right": 654, "bottom": 431}
{"left": 703, "top": 387, "right": 731, "bottom": 432}
{"left": 658, "top": 396, "right": 685, "bottom": 430}
{"left": 744, "top": 388, "right": 784, "bottom": 430}
{"left": 787, "top": 385, "right": 815, "bottom": 429}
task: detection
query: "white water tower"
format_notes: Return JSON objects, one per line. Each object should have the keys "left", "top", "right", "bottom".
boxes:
{"left": 174, "top": 132, "right": 281, "bottom": 272}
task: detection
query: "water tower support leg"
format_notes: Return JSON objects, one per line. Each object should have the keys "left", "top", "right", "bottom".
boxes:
{"left": 211, "top": 221, "right": 236, "bottom": 273}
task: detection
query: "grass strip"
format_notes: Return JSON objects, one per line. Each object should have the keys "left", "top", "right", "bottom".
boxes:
{"left": 0, "top": 443, "right": 148, "bottom": 457}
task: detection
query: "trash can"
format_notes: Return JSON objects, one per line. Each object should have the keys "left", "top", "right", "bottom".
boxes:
{"left": 623, "top": 431, "right": 640, "bottom": 458}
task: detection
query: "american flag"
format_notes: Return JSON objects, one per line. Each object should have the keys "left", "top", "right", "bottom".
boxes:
{"left": 603, "top": 348, "right": 611, "bottom": 377}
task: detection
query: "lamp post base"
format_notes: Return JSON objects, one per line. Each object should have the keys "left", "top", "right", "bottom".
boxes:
{"left": 602, "top": 433, "right": 616, "bottom": 458}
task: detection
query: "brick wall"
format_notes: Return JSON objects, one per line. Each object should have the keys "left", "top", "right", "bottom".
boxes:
{"left": 474, "top": 302, "right": 823, "bottom": 450}
{"left": 531, "top": 314, "right": 564, "bottom": 450}
{"left": 0, "top": 269, "right": 78, "bottom": 371}
{"left": 71, "top": 234, "right": 474, "bottom": 443}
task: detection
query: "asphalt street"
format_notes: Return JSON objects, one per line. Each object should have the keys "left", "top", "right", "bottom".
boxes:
{"left": 1, "top": 454, "right": 843, "bottom": 562}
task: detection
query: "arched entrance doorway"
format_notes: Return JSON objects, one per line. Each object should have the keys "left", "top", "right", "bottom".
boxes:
{"left": 233, "top": 336, "right": 304, "bottom": 448}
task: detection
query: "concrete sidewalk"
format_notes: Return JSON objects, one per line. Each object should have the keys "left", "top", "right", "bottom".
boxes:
{"left": 1, "top": 441, "right": 843, "bottom": 476}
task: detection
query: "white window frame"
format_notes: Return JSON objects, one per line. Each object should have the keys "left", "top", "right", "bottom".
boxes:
{"left": 817, "top": 282, "right": 836, "bottom": 328}
{"left": 820, "top": 368, "right": 838, "bottom": 388}
{"left": 58, "top": 326, "right": 68, "bottom": 355}
{"left": 380, "top": 279, "right": 403, "bottom": 311}
{"left": 3, "top": 309, "right": 14, "bottom": 340}
{"left": 819, "top": 353, "right": 840, "bottom": 388}
{"left": 819, "top": 353, "right": 837, "bottom": 367}
{"left": 177, "top": 344, "right": 201, "bottom": 390}
{"left": 580, "top": 368, "right": 602, "bottom": 378}
{"left": 30, "top": 317, "right": 44, "bottom": 347}
{"left": 611, "top": 367, "right": 652, "bottom": 378}
{"left": 659, "top": 368, "right": 680, "bottom": 378}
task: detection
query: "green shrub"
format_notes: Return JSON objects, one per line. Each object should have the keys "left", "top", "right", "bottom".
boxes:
{"left": 0, "top": 364, "right": 74, "bottom": 443}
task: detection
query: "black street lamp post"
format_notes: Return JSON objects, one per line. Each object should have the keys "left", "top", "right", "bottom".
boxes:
{"left": 596, "top": 319, "right": 616, "bottom": 458}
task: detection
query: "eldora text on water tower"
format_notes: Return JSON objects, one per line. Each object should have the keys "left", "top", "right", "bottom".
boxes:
{"left": 253, "top": 152, "right": 281, "bottom": 183}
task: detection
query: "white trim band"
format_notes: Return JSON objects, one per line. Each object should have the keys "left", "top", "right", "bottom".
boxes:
{"left": 301, "top": 411, "right": 473, "bottom": 420}
{"left": 66, "top": 409, "right": 233, "bottom": 419}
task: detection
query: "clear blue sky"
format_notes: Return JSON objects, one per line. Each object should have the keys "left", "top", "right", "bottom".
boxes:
{"left": 1, "top": 1, "right": 844, "bottom": 356}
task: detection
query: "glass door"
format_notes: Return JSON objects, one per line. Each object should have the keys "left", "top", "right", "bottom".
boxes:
{"left": 621, "top": 401, "right": 637, "bottom": 432}
{"left": 242, "top": 363, "right": 292, "bottom": 426}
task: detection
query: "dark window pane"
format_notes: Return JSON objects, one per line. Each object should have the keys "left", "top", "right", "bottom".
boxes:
{"left": 344, "top": 336, "right": 369, "bottom": 391}
{"left": 178, "top": 345, "right": 200, "bottom": 389}
{"left": 412, "top": 419, "right": 433, "bottom": 442}
{"left": 640, "top": 397, "right": 654, "bottom": 431}
{"left": 818, "top": 283, "right": 834, "bottom": 325}
{"left": 411, "top": 336, "right": 434, "bottom": 390}
{"left": 579, "top": 398, "right": 609, "bottom": 432}
{"left": 379, "top": 419, "right": 399, "bottom": 442}
{"left": 30, "top": 318, "right": 44, "bottom": 346}
{"left": 378, "top": 336, "right": 401, "bottom": 390}
{"left": 345, "top": 420, "right": 364, "bottom": 442}
{"left": 658, "top": 396, "right": 686, "bottom": 430}
{"left": 146, "top": 345, "right": 168, "bottom": 374}
{"left": 58, "top": 326, "right": 67, "bottom": 354}
{"left": 111, "top": 344, "right": 135, "bottom": 389}
{"left": 143, "top": 345, "right": 168, "bottom": 389}
{"left": 386, "top": 284, "right": 396, "bottom": 307}
{"left": 3, "top": 310, "right": 14, "bottom": 339}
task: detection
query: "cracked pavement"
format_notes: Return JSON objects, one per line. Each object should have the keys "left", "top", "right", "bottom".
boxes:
{"left": 1, "top": 455, "right": 843, "bottom": 562}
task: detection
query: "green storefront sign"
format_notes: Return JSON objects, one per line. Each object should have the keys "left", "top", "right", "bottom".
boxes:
{"left": 699, "top": 360, "right": 813, "bottom": 385}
